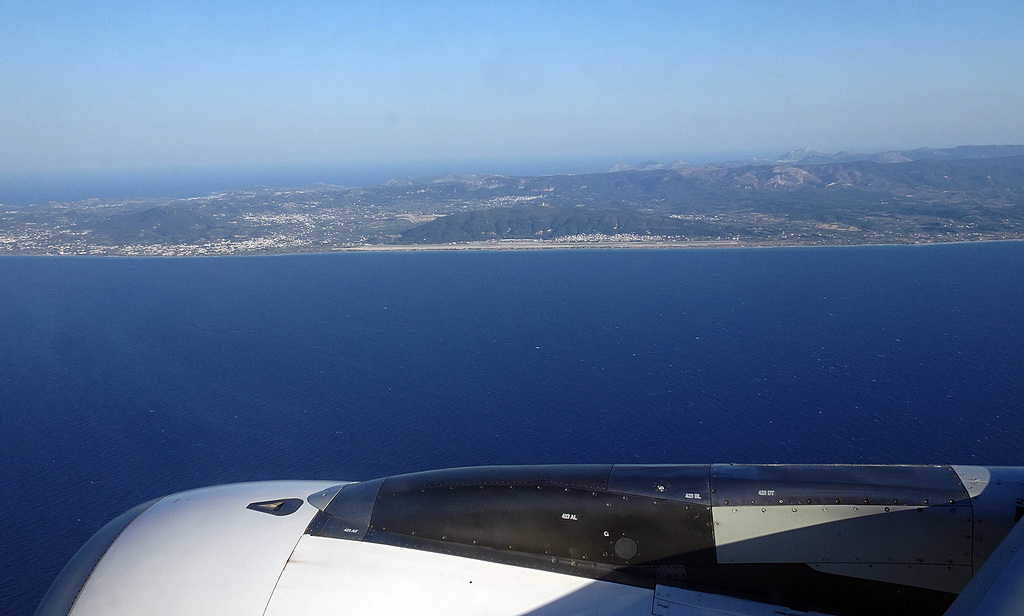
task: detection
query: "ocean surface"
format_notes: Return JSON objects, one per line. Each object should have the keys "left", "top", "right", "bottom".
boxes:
{"left": 2, "top": 242, "right": 1023, "bottom": 615}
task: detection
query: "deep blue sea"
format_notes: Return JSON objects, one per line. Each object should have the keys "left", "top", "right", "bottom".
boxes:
{"left": 2, "top": 243, "right": 1023, "bottom": 615}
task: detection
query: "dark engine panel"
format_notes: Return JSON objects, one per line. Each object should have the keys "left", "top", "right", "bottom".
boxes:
{"left": 304, "top": 464, "right": 992, "bottom": 615}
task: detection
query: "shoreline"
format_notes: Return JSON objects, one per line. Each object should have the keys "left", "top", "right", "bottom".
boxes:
{"left": 333, "top": 237, "right": 1024, "bottom": 254}
{"left": 335, "top": 239, "right": 745, "bottom": 252}
{"left": 3, "top": 237, "right": 1024, "bottom": 257}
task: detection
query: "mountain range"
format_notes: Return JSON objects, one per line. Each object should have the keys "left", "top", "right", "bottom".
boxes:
{"left": 609, "top": 145, "right": 1024, "bottom": 170}
{"left": 2, "top": 145, "right": 1023, "bottom": 254}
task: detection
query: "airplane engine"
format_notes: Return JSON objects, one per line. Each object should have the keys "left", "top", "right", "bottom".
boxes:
{"left": 35, "top": 465, "right": 1024, "bottom": 616}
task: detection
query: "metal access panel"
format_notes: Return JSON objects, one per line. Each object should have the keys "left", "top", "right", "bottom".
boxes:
{"left": 608, "top": 465, "right": 711, "bottom": 505}
{"left": 953, "top": 465, "right": 1024, "bottom": 573}
{"left": 368, "top": 480, "right": 716, "bottom": 566}
{"left": 709, "top": 464, "right": 971, "bottom": 507}
{"left": 713, "top": 503, "right": 973, "bottom": 566}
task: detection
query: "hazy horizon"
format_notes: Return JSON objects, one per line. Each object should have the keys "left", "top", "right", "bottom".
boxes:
{"left": 4, "top": 142, "right": 1023, "bottom": 207}
{"left": 4, "top": 1, "right": 1022, "bottom": 179}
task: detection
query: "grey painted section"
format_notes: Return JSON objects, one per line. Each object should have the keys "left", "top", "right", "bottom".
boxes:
{"left": 951, "top": 466, "right": 991, "bottom": 499}
{"left": 713, "top": 504, "right": 972, "bottom": 566}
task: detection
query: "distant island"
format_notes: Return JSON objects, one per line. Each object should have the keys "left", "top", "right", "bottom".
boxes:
{"left": 3, "top": 145, "right": 1024, "bottom": 256}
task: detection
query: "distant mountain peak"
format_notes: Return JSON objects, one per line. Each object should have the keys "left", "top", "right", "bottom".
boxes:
{"left": 778, "top": 148, "right": 836, "bottom": 163}
{"left": 612, "top": 145, "right": 1024, "bottom": 174}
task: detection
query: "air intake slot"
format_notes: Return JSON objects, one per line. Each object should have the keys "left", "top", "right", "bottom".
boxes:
{"left": 246, "top": 498, "right": 304, "bottom": 516}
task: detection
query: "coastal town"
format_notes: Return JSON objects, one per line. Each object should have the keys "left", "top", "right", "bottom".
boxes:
{"left": 2, "top": 149, "right": 1023, "bottom": 256}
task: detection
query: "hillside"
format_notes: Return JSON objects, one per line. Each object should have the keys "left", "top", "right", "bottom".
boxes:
{"left": 2, "top": 147, "right": 1022, "bottom": 254}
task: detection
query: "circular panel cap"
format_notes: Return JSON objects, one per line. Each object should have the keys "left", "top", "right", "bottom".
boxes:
{"left": 614, "top": 536, "right": 638, "bottom": 560}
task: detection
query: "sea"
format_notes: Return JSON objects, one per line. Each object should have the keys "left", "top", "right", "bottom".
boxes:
{"left": 2, "top": 242, "right": 1023, "bottom": 615}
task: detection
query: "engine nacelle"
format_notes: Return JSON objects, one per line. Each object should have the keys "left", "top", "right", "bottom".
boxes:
{"left": 36, "top": 465, "right": 1024, "bottom": 616}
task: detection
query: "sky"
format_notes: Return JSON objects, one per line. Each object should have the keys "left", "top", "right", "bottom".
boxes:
{"left": 2, "top": 0, "right": 1023, "bottom": 177}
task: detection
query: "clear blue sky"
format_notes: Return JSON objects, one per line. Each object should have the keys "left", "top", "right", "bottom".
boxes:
{"left": 2, "top": 0, "right": 1023, "bottom": 175}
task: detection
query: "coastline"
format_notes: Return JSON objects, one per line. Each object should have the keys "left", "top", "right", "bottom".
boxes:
{"left": 4, "top": 236, "right": 1024, "bottom": 258}
{"left": 332, "top": 236, "right": 1024, "bottom": 254}
{"left": 335, "top": 239, "right": 745, "bottom": 252}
